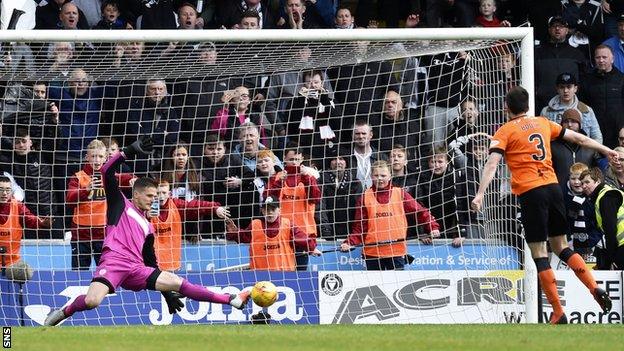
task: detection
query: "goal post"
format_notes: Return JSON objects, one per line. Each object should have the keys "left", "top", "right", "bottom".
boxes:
{"left": 0, "top": 27, "right": 538, "bottom": 325}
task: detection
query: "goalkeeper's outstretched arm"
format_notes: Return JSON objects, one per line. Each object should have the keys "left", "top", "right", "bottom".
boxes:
{"left": 101, "top": 151, "right": 126, "bottom": 226}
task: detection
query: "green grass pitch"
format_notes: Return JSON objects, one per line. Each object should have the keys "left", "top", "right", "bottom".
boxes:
{"left": 11, "top": 324, "right": 622, "bottom": 351}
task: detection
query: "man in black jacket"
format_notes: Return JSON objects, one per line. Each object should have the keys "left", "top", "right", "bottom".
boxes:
{"left": 216, "top": 0, "right": 275, "bottom": 29}
{"left": 35, "top": 0, "right": 90, "bottom": 29}
{"left": 579, "top": 44, "right": 624, "bottom": 148}
{"left": 0, "top": 129, "right": 53, "bottom": 239}
{"left": 535, "top": 16, "right": 588, "bottom": 111}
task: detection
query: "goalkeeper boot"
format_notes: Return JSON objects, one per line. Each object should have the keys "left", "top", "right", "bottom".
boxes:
{"left": 229, "top": 290, "right": 251, "bottom": 310}
{"left": 44, "top": 308, "right": 67, "bottom": 326}
{"left": 592, "top": 287, "right": 612, "bottom": 313}
{"left": 550, "top": 313, "right": 568, "bottom": 325}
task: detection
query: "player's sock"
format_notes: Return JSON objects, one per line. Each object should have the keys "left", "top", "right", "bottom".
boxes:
{"left": 63, "top": 295, "right": 90, "bottom": 317}
{"left": 535, "top": 257, "right": 564, "bottom": 323}
{"left": 559, "top": 248, "right": 597, "bottom": 291}
{"left": 179, "top": 279, "right": 231, "bottom": 304}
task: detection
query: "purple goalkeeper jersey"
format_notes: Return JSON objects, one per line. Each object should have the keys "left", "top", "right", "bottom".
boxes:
{"left": 101, "top": 152, "right": 155, "bottom": 264}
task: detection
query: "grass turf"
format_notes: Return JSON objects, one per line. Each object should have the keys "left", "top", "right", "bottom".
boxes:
{"left": 10, "top": 324, "right": 622, "bottom": 351}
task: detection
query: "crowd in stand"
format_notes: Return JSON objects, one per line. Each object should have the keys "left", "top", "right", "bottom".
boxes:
{"left": 1, "top": 0, "right": 624, "bottom": 275}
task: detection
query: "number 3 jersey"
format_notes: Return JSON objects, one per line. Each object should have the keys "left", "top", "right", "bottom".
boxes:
{"left": 490, "top": 115, "right": 564, "bottom": 195}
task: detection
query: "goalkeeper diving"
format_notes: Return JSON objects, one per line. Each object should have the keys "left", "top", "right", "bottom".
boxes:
{"left": 45, "top": 136, "right": 249, "bottom": 326}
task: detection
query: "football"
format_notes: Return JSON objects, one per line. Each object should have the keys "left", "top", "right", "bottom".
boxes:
{"left": 250, "top": 281, "right": 278, "bottom": 308}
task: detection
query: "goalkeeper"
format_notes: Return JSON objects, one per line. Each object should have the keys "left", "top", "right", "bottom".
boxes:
{"left": 45, "top": 136, "right": 249, "bottom": 326}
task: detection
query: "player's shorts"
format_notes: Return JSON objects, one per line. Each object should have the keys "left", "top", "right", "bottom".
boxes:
{"left": 92, "top": 249, "right": 157, "bottom": 293}
{"left": 517, "top": 183, "right": 568, "bottom": 243}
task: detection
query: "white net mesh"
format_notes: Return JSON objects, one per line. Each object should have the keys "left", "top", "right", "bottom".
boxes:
{"left": 0, "top": 29, "right": 533, "bottom": 325}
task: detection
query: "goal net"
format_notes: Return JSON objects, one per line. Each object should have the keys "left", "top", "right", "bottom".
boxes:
{"left": 0, "top": 28, "right": 536, "bottom": 326}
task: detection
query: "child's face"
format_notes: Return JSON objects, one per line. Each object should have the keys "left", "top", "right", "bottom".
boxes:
{"left": 479, "top": 0, "right": 496, "bottom": 17}
{"left": 108, "top": 142, "right": 119, "bottom": 158}
{"left": 204, "top": 142, "right": 225, "bottom": 164}
{"left": 157, "top": 183, "right": 171, "bottom": 206}
{"left": 390, "top": 149, "right": 407, "bottom": 172}
{"left": 461, "top": 101, "right": 478, "bottom": 125}
{"left": 173, "top": 147, "right": 189, "bottom": 170}
{"left": 284, "top": 151, "right": 303, "bottom": 167}
{"left": 256, "top": 156, "right": 275, "bottom": 175}
{"left": 429, "top": 154, "right": 449, "bottom": 175}
{"left": 371, "top": 167, "right": 391, "bottom": 188}
{"left": 568, "top": 171, "right": 584, "bottom": 193}
{"left": 103, "top": 4, "right": 120, "bottom": 22}
{"left": 262, "top": 206, "right": 281, "bottom": 223}
{"left": 472, "top": 144, "right": 488, "bottom": 162}
{"left": 87, "top": 147, "right": 107, "bottom": 171}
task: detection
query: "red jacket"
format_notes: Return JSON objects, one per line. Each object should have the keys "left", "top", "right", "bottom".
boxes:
{"left": 266, "top": 166, "right": 321, "bottom": 204}
{"left": 226, "top": 217, "right": 317, "bottom": 252}
{"left": 0, "top": 201, "right": 44, "bottom": 228}
{"left": 346, "top": 184, "right": 440, "bottom": 246}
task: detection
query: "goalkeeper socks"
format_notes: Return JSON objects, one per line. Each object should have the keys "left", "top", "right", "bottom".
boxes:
{"left": 179, "top": 279, "right": 231, "bottom": 304}
{"left": 559, "top": 248, "right": 598, "bottom": 292}
{"left": 63, "top": 295, "right": 90, "bottom": 317}
{"left": 535, "top": 258, "right": 564, "bottom": 320}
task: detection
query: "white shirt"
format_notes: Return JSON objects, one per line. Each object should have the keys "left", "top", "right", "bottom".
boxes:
{"left": 354, "top": 148, "right": 373, "bottom": 189}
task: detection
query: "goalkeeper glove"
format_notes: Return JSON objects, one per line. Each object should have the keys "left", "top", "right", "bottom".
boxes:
{"left": 162, "top": 291, "right": 184, "bottom": 314}
{"left": 123, "top": 135, "right": 155, "bottom": 158}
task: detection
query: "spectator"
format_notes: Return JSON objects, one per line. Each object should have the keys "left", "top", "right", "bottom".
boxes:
{"left": 237, "top": 9, "right": 261, "bottom": 29}
{"left": 285, "top": 70, "right": 341, "bottom": 164}
{"left": 420, "top": 51, "right": 467, "bottom": 150}
{"left": 564, "top": 162, "right": 602, "bottom": 258}
{"left": 217, "top": 0, "right": 276, "bottom": 29}
{"left": 581, "top": 167, "right": 624, "bottom": 270}
{"left": 73, "top": 0, "right": 105, "bottom": 28}
{"left": 341, "top": 120, "right": 387, "bottom": 189}
{"left": 225, "top": 196, "right": 319, "bottom": 271}
{"left": 604, "top": 146, "right": 624, "bottom": 190}
{"left": 201, "top": 134, "right": 248, "bottom": 236}
{"left": 446, "top": 98, "right": 480, "bottom": 167}
{"left": 416, "top": 146, "right": 466, "bottom": 247}
{"left": 334, "top": 7, "right": 354, "bottom": 29}
{"left": 535, "top": 16, "right": 587, "bottom": 112}
{"left": 66, "top": 139, "right": 134, "bottom": 270}
{"left": 265, "top": 47, "right": 334, "bottom": 142}
{"left": 151, "top": 178, "right": 229, "bottom": 271}
{"left": 542, "top": 73, "right": 603, "bottom": 143}
{"left": 177, "top": 2, "right": 204, "bottom": 29}
{"left": 157, "top": 144, "right": 203, "bottom": 243}
{"left": 341, "top": 160, "right": 440, "bottom": 270}
{"left": 0, "top": 176, "right": 51, "bottom": 282}
{"left": 370, "top": 90, "right": 421, "bottom": 160}
{"left": 93, "top": 1, "right": 132, "bottom": 29}
{"left": 551, "top": 108, "right": 602, "bottom": 190}
{"left": 44, "top": 42, "right": 75, "bottom": 80}
{"left": 238, "top": 148, "right": 280, "bottom": 229}
{"left": 211, "top": 86, "right": 264, "bottom": 149}
{"left": 602, "top": 14, "right": 624, "bottom": 73}
{"left": 561, "top": 0, "right": 604, "bottom": 62}
{"left": 320, "top": 150, "right": 363, "bottom": 239}
{"left": 475, "top": 0, "right": 511, "bottom": 27}
{"left": 619, "top": 126, "right": 624, "bottom": 147}
{"left": 579, "top": 45, "right": 624, "bottom": 148}
{"left": 267, "top": 145, "right": 321, "bottom": 270}
{"left": 232, "top": 122, "right": 283, "bottom": 174}
{"left": 0, "top": 128, "right": 53, "bottom": 239}
{"left": 278, "top": 0, "right": 329, "bottom": 29}
{"left": 389, "top": 145, "right": 417, "bottom": 196}
{"left": 35, "top": 0, "right": 90, "bottom": 29}
{"left": 125, "top": 78, "right": 181, "bottom": 173}
{"left": 101, "top": 137, "right": 131, "bottom": 173}
{"left": 135, "top": 0, "right": 177, "bottom": 29}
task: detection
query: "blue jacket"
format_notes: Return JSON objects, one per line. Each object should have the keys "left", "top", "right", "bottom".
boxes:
{"left": 602, "top": 36, "right": 624, "bottom": 74}
{"left": 48, "top": 85, "right": 104, "bottom": 159}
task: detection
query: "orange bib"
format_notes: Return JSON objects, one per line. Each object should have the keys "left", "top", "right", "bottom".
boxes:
{"left": 73, "top": 171, "right": 106, "bottom": 227}
{"left": 0, "top": 200, "right": 23, "bottom": 267}
{"left": 249, "top": 218, "right": 296, "bottom": 271}
{"left": 363, "top": 187, "right": 407, "bottom": 258}
{"left": 276, "top": 172, "right": 317, "bottom": 237}
{"left": 151, "top": 200, "right": 183, "bottom": 271}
